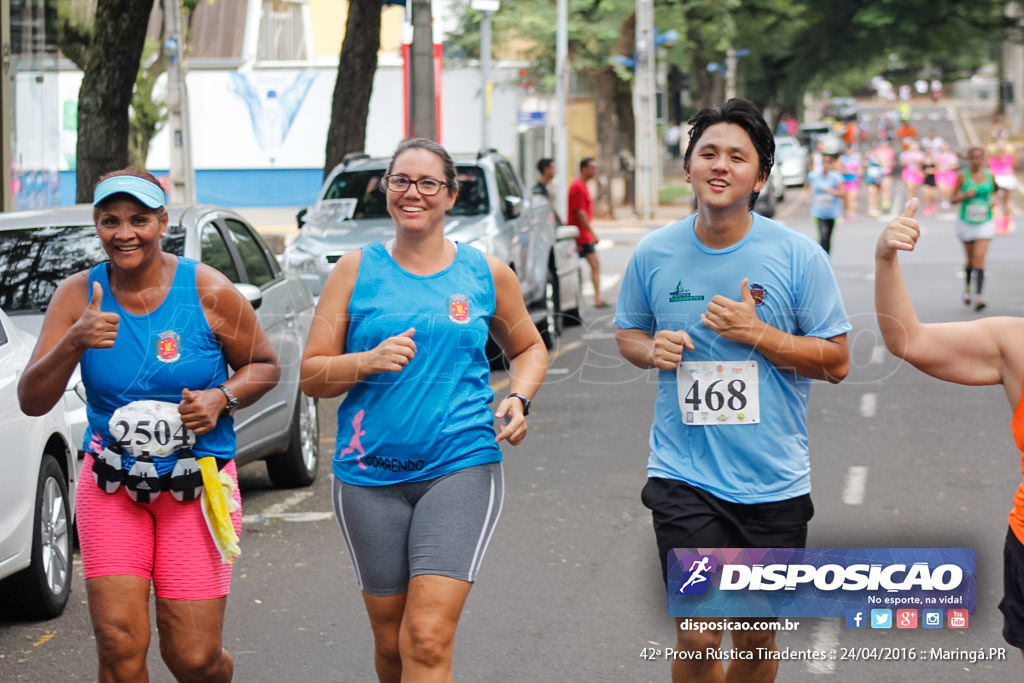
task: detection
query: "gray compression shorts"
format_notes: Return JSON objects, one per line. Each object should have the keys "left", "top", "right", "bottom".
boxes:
{"left": 332, "top": 462, "right": 504, "bottom": 596}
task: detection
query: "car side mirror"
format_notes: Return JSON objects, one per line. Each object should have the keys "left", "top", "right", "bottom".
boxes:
{"left": 296, "top": 207, "right": 308, "bottom": 229}
{"left": 503, "top": 195, "right": 522, "bottom": 219}
{"left": 234, "top": 283, "right": 263, "bottom": 310}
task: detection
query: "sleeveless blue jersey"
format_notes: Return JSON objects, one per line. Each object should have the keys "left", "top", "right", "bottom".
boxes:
{"left": 81, "top": 257, "right": 233, "bottom": 475}
{"left": 334, "top": 241, "right": 501, "bottom": 486}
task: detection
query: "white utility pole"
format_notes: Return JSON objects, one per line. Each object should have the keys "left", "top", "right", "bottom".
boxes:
{"left": 554, "top": 0, "right": 568, "bottom": 222}
{"left": 163, "top": 0, "right": 195, "bottom": 203}
{"left": 472, "top": 0, "right": 499, "bottom": 150}
{"left": 725, "top": 48, "right": 737, "bottom": 100}
{"left": 633, "top": 0, "right": 657, "bottom": 220}
{"left": 0, "top": 0, "right": 12, "bottom": 211}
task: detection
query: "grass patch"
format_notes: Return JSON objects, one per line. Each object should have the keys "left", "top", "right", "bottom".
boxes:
{"left": 659, "top": 184, "right": 692, "bottom": 205}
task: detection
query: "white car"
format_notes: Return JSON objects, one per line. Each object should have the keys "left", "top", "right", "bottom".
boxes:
{"left": 0, "top": 205, "right": 320, "bottom": 489}
{"left": 0, "top": 307, "right": 77, "bottom": 619}
{"left": 775, "top": 135, "right": 809, "bottom": 187}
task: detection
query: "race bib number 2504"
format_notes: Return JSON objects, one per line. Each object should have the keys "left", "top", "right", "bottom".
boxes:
{"left": 676, "top": 361, "right": 759, "bottom": 426}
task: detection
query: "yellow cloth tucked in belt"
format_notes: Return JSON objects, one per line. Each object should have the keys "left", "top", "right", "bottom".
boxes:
{"left": 198, "top": 457, "right": 240, "bottom": 564}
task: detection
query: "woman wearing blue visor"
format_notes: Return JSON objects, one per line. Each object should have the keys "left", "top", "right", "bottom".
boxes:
{"left": 19, "top": 167, "right": 280, "bottom": 682}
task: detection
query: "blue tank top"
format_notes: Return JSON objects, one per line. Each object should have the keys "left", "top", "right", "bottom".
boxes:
{"left": 81, "top": 257, "right": 233, "bottom": 475}
{"left": 334, "top": 241, "right": 501, "bottom": 486}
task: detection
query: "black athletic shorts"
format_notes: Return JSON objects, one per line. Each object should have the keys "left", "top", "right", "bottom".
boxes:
{"left": 999, "top": 526, "right": 1024, "bottom": 649}
{"left": 576, "top": 242, "right": 597, "bottom": 257}
{"left": 641, "top": 477, "right": 814, "bottom": 583}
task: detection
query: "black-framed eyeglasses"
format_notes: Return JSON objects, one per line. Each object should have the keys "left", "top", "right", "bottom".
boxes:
{"left": 384, "top": 175, "right": 449, "bottom": 196}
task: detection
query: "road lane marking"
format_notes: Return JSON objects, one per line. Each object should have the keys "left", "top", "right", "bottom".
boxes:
{"left": 242, "top": 491, "right": 314, "bottom": 524}
{"left": 859, "top": 393, "right": 877, "bottom": 418}
{"left": 842, "top": 466, "right": 869, "bottom": 506}
{"left": 582, "top": 274, "right": 622, "bottom": 297}
{"left": 870, "top": 345, "right": 887, "bottom": 365}
{"left": 489, "top": 340, "right": 583, "bottom": 393}
{"left": 804, "top": 620, "right": 840, "bottom": 674}
{"left": 245, "top": 511, "right": 335, "bottom": 523}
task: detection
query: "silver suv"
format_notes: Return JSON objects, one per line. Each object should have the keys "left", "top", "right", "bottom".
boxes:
{"left": 282, "top": 151, "right": 582, "bottom": 349}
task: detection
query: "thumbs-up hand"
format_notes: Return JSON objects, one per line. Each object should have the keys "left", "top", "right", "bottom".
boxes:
{"left": 363, "top": 327, "right": 418, "bottom": 376}
{"left": 701, "top": 277, "right": 763, "bottom": 345}
{"left": 876, "top": 197, "right": 920, "bottom": 261}
{"left": 178, "top": 387, "right": 222, "bottom": 435}
{"left": 70, "top": 281, "right": 120, "bottom": 350}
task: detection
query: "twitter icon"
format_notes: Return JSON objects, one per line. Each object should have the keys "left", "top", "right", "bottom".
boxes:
{"left": 870, "top": 609, "right": 893, "bottom": 629}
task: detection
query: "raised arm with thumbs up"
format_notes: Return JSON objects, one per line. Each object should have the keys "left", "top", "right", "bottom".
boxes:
{"left": 18, "top": 275, "right": 122, "bottom": 416}
{"left": 70, "top": 281, "right": 121, "bottom": 350}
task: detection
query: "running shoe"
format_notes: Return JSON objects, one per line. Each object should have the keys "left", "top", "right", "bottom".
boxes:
{"left": 962, "top": 291, "right": 972, "bottom": 306}
{"left": 974, "top": 298, "right": 987, "bottom": 312}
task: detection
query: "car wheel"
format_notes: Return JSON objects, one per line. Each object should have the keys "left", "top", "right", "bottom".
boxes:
{"left": 538, "top": 263, "right": 561, "bottom": 349}
{"left": 266, "top": 392, "right": 319, "bottom": 488}
{"left": 4, "top": 454, "right": 72, "bottom": 619}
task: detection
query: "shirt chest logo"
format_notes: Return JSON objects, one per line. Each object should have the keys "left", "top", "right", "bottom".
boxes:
{"left": 156, "top": 330, "right": 181, "bottom": 363}
{"left": 749, "top": 283, "right": 766, "bottom": 305}
{"left": 448, "top": 294, "right": 471, "bottom": 324}
{"left": 668, "top": 281, "right": 705, "bottom": 303}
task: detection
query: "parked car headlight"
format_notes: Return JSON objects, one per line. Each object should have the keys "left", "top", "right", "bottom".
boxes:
{"left": 283, "top": 248, "right": 319, "bottom": 274}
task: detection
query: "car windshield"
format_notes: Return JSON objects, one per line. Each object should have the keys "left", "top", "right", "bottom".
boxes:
{"left": 322, "top": 165, "right": 489, "bottom": 218}
{"left": 0, "top": 223, "right": 186, "bottom": 313}
{"left": 776, "top": 142, "right": 802, "bottom": 160}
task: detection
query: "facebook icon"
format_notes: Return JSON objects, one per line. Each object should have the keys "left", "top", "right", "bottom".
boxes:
{"left": 845, "top": 609, "right": 866, "bottom": 629}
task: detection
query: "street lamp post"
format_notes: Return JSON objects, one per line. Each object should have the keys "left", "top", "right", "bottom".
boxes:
{"left": 0, "top": 0, "right": 12, "bottom": 211}
{"left": 472, "top": 0, "right": 500, "bottom": 151}
{"left": 633, "top": 0, "right": 657, "bottom": 220}
{"left": 163, "top": 0, "right": 194, "bottom": 203}
{"left": 554, "top": 0, "right": 568, "bottom": 222}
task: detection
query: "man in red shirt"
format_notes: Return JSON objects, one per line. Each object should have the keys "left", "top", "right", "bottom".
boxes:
{"left": 569, "top": 157, "right": 606, "bottom": 307}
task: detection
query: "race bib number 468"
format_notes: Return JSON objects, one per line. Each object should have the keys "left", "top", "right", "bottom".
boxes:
{"left": 676, "top": 361, "right": 759, "bottom": 426}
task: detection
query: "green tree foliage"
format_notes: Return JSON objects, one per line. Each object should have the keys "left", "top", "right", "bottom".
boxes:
{"left": 58, "top": 1, "right": 204, "bottom": 188}
{"left": 448, "top": 0, "right": 1016, "bottom": 135}
{"left": 129, "top": 40, "right": 168, "bottom": 169}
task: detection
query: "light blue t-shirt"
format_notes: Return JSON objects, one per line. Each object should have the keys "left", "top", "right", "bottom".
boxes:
{"left": 614, "top": 213, "right": 850, "bottom": 504}
{"left": 334, "top": 241, "right": 502, "bottom": 486}
{"left": 808, "top": 170, "right": 844, "bottom": 220}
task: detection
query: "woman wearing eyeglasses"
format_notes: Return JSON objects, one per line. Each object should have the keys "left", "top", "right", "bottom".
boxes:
{"left": 300, "top": 138, "right": 547, "bottom": 682}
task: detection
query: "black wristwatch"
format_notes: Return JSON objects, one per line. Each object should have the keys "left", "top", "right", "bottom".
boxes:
{"left": 217, "top": 384, "right": 239, "bottom": 417}
{"left": 507, "top": 392, "right": 531, "bottom": 416}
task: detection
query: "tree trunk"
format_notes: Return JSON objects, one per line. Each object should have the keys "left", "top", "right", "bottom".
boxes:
{"left": 324, "top": 0, "right": 382, "bottom": 177}
{"left": 590, "top": 11, "right": 636, "bottom": 218}
{"left": 592, "top": 66, "right": 617, "bottom": 218}
{"left": 613, "top": 14, "right": 635, "bottom": 210}
{"left": 75, "top": 0, "right": 154, "bottom": 202}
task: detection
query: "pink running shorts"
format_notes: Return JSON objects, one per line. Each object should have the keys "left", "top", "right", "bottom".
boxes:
{"left": 76, "top": 453, "right": 242, "bottom": 600}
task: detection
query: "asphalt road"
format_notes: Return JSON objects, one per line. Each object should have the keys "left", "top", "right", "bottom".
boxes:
{"left": 4, "top": 105, "right": 1024, "bottom": 682}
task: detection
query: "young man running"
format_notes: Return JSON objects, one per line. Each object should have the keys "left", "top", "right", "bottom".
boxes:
{"left": 615, "top": 99, "right": 850, "bottom": 682}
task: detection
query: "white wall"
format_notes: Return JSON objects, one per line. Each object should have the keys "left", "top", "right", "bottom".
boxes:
{"left": 53, "top": 61, "right": 523, "bottom": 172}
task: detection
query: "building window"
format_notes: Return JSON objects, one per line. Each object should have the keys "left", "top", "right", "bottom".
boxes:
{"left": 257, "top": 0, "right": 309, "bottom": 61}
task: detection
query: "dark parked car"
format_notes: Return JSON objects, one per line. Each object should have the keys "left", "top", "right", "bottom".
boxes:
{"left": 283, "top": 150, "right": 583, "bottom": 348}
{"left": 0, "top": 205, "right": 320, "bottom": 489}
